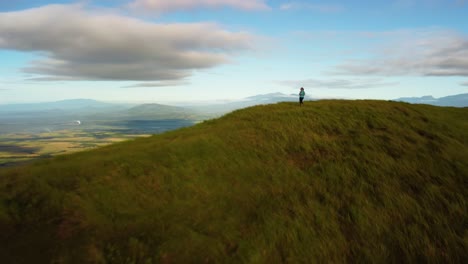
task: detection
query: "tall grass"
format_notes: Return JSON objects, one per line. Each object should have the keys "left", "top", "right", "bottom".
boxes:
{"left": 0, "top": 100, "right": 467, "bottom": 263}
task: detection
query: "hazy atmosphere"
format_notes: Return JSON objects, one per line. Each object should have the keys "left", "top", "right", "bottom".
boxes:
{"left": 1, "top": 0, "right": 467, "bottom": 104}
{"left": 1, "top": 1, "right": 467, "bottom": 262}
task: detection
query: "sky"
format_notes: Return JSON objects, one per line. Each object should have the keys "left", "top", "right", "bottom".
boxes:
{"left": 0, "top": 0, "right": 467, "bottom": 104}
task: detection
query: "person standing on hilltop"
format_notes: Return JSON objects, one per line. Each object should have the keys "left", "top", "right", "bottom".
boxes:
{"left": 299, "top": 87, "right": 305, "bottom": 106}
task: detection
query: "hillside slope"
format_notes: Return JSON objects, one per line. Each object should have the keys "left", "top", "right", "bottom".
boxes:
{"left": 0, "top": 100, "right": 467, "bottom": 263}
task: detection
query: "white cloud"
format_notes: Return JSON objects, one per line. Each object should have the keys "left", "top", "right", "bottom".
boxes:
{"left": 279, "top": 78, "right": 398, "bottom": 89}
{"left": 335, "top": 29, "right": 468, "bottom": 77}
{"left": 0, "top": 4, "right": 256, "bottom": 82}
{"left": 129, "top": 0, "right": 270, "bottom": 13}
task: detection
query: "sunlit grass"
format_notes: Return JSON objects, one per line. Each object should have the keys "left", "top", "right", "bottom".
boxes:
{"left": 0, "top": 100, "right": 466, "bottom": 263}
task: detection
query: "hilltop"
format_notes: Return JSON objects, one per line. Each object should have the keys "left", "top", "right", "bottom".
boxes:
{"left": 0, "top": 100, "right": 467, "bottom": 263}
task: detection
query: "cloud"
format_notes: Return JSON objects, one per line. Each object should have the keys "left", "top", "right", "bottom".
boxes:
{"left": 279, "top": 2, "right": 343, "bottom": 13}
{"left": 0, "top": 4, "right": 256, "bottom": 81}
{"left": 128, "top": 0, "right": 270, "bottom": 13}
{"left": 461, "top": 81, "right": 468, "bottom": 86}
{"left": 335, "top": 29, "right": 468, "bottom": 77}
{"left": 25, "top": 76, "right": 84, "bottom": 82}
{"left": 278, "top": 78, "right": 398, "bottom": 89}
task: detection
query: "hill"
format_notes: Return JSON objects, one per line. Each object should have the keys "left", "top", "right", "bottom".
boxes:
{"left": 0, "top": 100, "right": 467, "bottom": 263}
{"left": 125, "top": 103, "right": 199, "bottom": 120}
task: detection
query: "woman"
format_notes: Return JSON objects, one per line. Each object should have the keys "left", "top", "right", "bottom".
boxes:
{"left": 299, "top": 87, "right": 305, "bottom": 106}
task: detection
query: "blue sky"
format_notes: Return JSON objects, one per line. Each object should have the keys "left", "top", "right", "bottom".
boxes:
{"left": 0, "top": 0, "right": 467, "bottom": 103}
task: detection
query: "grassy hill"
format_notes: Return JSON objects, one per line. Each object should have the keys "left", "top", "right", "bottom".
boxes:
{"left": 0, "top": 100, "right": 467, "bottom": 263}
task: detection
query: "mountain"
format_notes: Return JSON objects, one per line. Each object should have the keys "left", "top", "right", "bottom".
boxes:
{"left": 395, "top": 93, "right": 468, "bottom": 107}
{"left": 125, "top": 103, "right": 199, "bottom": 119}
{"left": 437, "top": 93, "right": 468, "bottom": 107}
{"left": 244, "top": 92, "right": 296, "bottom": 102}
{"left": 0, "top": 93, "right": 299, "bottom": 120}
{"left": 0, "top": 100, "right": 467, "bottom": 263}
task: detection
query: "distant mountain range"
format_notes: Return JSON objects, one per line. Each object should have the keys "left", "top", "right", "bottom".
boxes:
{"left": 1, "top": 92, "right": 465, "bottom": 118}
{"left": 244, "top": 92, "right": 297, "bottom": 102}
{"left": 125, "top": 103, "right": 202, "bottom": 120}
{"left": 0, "top": 93, "right": 296, "bottom": 116}
{"left": 0, "top": 99, "right": 127, "bottom": 113}
{"left": 395, "top": 93, "right": 468, "bottom": 107}
{"left": 186, "top": 93, "right": 298, "bottom": 115}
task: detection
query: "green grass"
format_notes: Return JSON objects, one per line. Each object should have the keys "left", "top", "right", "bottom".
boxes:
{"left": 0, "top": 100, "right": 467, "bottom": 263}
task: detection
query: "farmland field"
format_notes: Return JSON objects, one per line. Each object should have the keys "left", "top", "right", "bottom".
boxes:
{"left": 0, "top": 130, "right": 149, "bottom": 166}
{"left": 0, "top": 119, "right": 196, "bottom": 166}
